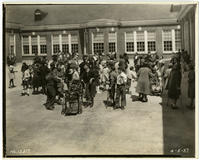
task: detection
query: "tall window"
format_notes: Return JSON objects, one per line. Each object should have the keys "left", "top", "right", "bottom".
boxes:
{"left": 147, "top": 31, "right": 156, "bottom": 52}
{"left": 9, "top": 35, "right": 15, "bottom": 55}
{"left": 108, "top": 32, "right": 117, "bottom": 52}
{"left": 52, "top": 35, "right": 60, "bottom": 54}
{"left": 175, "top": 30, "right": 181, "bottom": 51}
{"left": 163, "top": 30, "right": 172, "bottom": 51}
{"left": 40, "top": 36, "right": 47, "bottom": 54}
{"left": 125, "top": 32, "right": 134, "bottom": 52}
{"left": 71, "top": 34, "right": 79, "bottom": 53}
{"left": 31, "top": 36, "right": 38, "bottom": 55}
{"left": 62, "top": 34, "right": 69, "bottom": 53}
{"left": 136, "top": 31, "right": 145, "bottom": 52}
{"left": 93, "top": 32, "right": 104, "bottom": 54}
{"left": 23, "top": 36, "right": 29, "bottom": 55}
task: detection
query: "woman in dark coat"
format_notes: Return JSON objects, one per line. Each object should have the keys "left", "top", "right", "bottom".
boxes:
{"left": 136, "top": 62, "right": 152, "bottom": 102}
{"left": 187, "top": 64, "right": 195, "bottom": 109}
{"left": 166, "top": 61, "right": 182, "bottom": 109}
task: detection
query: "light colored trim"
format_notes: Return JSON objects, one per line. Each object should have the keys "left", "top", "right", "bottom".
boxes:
{"left": 91, "top": 32, "right": 94, "bottom": 54}
{"left": 59, "top": 34, "right": 62, "bottom": 52}
{"left": 13, "top": 34, "right": 16, "bottom": 56}
{"left": 51, "top": 35, "right": 53, "bottom": 54}
{"left": 6, "top": 18, "right": 179, "bottom": 30}
{"left": 124, "top": 32, "right": 127, "bottom": 53}
{"left": 172, "top": 29, "right": 176, "bottom": 52}
{"left": 68, "top": 34, "right": 72, "bottom": 53}
{"left": 37, "top": 35, "right": 40, "bottom": 55}
{"left": 21, "top": 36, "right": 24, "bottom": 55}
{"left": 144, "top": 30, "right": 148, "bottom": 53}
{"left": 29, "top": 36, "right": 32, "bottom": 55}
{"left": 134, "top": 31, "right": 137, "bottom": 53}
{"left": 115, "top": 32, "right": 117, "bottom": 53}
{"left": 120, "top": 19, "right": 178, "bottom": 27}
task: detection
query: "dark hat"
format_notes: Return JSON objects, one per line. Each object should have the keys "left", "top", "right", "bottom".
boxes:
{"left": 69, "top": 62, "right": 78, "bottom": 69}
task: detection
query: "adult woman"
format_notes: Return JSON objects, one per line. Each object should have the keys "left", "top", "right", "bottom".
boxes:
{"left": 166, "top": 61, "right": 181, "bottom": 109}
{"left": 136, "top": 62, "right": 152, "bottom": 102}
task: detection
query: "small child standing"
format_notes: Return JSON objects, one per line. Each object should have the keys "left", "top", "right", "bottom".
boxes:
{"left": 115, "top": 67, "right": 127, "bottom": 110}
{"left": 127, "top": 66, "right": 137, "bottom": 94}
{"left": 8, "top": 65, "right": 16, "bottom": 88}
{"left": 21, "top": 66, "right": 30, "bottom": 96}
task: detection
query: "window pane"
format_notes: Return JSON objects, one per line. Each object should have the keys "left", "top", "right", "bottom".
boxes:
{"left": 148, "top": 41, "right": 156, "bottom": 52}
{"left": 108, "top": 32, "right": 116, "bottom": 42}
{"left": 9, "top": 36, "right": 14, "bottom": 46}
{"left": 164, "top": 41, "right": 172, "bottom": 51}
{"left": 53, "top": 44, "right": 60, "bottom": 54}
{"left": 62, "top": 44, "right": 69, "bottom": 53}
{"left": 126, "top": 42, "right": 134, "bottom": 52}
{"left": 137, "top": 42, "right": 145, "bottom": 52}
{"left": 93, "top": 33, "right": 104, "bottom": 43}
{"left": 93, "top": 43, "right": 104, "bottom": 54}
{"left": 71, "top": 44, "right": 78, "bottom": 53}
{"left": 52, "top": 35, "right": 59, "bottom": 44}
{"left": 62, "top": 35, "right": 69, "bottom": 44}
{"left": 125, "top": 32, "right": 134, "bottom": 42}
{"left": 71, "top": 34, "right": 78, "bottom": 44}
{"left": 23, "top": 45, "right": 29, "bottom": 54}
{"left": 40, "top": 45, "right": 47, "bottom": 54}
{"left": 175, "top": 30, "right": 181, "bottom": 51}
{"left": 23, "top": 36, "right": 29, "bottom": 54}
{"left": 147, "top": 31, "right": 156, "bottom": 41}
{"left": 109, "top": 42, "right": 116, "bottom": 52}
{"left": 136, "top": 31, "right": 145, "bottom": 41}
{"left": 163, "top": 30, "right": 172, "bottom": 41}
{"left": 32, "top": 45, "right": 38, "bottom": 54}
{"left": 10, "top": 45, "right": 14, "bottom": 54}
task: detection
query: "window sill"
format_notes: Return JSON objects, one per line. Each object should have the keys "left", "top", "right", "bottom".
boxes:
{"left": 22, "top": 54, "right": 47, "bottom": 56}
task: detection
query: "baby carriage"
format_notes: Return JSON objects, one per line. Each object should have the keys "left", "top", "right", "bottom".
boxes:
{"left": 62, "top": 80, "right": 83, "bottom": 116}
{"left": 150, "top": 74, "right": 162, "bottom": 96}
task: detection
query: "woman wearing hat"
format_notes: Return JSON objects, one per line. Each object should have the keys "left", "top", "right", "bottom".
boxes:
{"left": 136, "top": 61, "right": 152, "bottom": 102}
{"left": 166, "top": 61, "right": 181, "bottom": 109}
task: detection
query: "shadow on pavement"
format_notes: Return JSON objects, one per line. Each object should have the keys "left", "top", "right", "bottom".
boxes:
{"left": 161, "top": 90, "right": 195, "bottom": 157}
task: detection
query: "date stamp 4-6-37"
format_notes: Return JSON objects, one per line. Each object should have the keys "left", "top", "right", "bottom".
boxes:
{"left": 170, "top": 147, "right": 190, "bottom": 154}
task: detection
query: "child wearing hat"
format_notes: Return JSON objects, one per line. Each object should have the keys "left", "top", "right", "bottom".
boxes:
{"left": 8, "top": 65, "right": 16, "bottom": 88}
{"left": 21, "top": 66, "right": 30, "bottom": 96}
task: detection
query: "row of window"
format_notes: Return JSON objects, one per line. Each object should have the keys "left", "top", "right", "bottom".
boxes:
{"left": 10, "top": 29, "right": 181, "bottom": 56}
{"left": 22, "top": 34, "right": 79, "bottom": 55}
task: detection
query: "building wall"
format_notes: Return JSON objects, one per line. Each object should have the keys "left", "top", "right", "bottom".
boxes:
{"left": 5, "top": 24, "right": 181, "bottom": 62}
{"left": 180, "top": 6, "right": 196, "bottom": 63}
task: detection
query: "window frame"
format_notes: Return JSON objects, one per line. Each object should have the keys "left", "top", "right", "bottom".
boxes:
{"left": 162, "top": 29, "right": 181, "bottom": 54}
{"left": 92, "top": 32, "right": 104, "bottom": 54}
{"left": 108, "top": 32, "right": 117, "bottom": 53}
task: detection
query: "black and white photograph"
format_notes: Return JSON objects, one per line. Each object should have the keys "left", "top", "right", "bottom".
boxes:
{"left": 2, "top": 2, "right": 198, "bottom": 158}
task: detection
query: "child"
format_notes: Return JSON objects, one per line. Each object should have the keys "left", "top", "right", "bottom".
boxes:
{"left": 8, "top": 65, "right": 16, "bottom": 88}
{"left": 108, "top": 64, "right": 117, "bottom": 106}
{"left": 22, "top": 66, "right": 30, "bottom": 96}
{"left": 127, "top": 66, "right": 137, "bottom": 94}
{"left": 115, "top": 67, "right": 127, "bottom": 110}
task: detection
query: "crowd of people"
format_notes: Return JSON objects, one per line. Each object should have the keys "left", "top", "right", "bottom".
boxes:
{"left": 7, "top": 49, "right": 195, "bottom": 116}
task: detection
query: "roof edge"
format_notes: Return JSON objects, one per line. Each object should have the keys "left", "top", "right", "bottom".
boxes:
{"left": 6, "top": 18, "right": 179, "bottom": 31}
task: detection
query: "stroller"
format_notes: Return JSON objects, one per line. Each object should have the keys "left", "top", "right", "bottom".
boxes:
{"left": 62, "top": 80, "right": 83, "bottom": 116}
{"left": 150, "top": 74, "right": 162, "bottom": 96}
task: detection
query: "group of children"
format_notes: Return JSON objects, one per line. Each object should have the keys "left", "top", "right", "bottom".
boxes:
{"left": 7, "top": 49, "right": 195, "bottom": 114}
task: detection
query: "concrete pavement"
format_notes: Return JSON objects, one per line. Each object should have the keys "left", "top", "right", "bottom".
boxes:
{"left": 5, "top": 64, "right": 195, "bottom": 157}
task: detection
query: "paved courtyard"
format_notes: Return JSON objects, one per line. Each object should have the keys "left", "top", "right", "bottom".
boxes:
{"left": 5, "top": 64, "right": 195, "bottom": 157}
